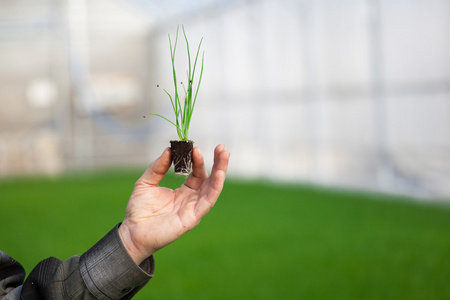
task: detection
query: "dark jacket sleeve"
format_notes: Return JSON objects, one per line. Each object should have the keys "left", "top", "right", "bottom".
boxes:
{"left": 0, "top": 224, "right": 154, "bottom": 300}
{"left": 0, "top": 251, "right": 26, "bottom": 299}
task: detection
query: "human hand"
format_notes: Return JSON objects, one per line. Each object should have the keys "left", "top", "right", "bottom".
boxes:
{"left": 118, "top": 144, "right": 230, "bottom": 265}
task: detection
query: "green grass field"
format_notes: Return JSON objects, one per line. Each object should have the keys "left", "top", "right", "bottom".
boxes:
{"left": 1, "top": 170, "right": 450, "bottom": 299}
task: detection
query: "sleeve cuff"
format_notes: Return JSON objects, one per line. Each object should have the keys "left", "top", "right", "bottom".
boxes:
{"left": 79, "top": 224, "right": 154, "bottom": 299}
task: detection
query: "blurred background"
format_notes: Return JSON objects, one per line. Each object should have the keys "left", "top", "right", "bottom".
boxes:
{"left": 2, "top": 1, "right": 450, "bottom": 299}
{"left": 0, "top": 0, "right": 449, "bottom": 199}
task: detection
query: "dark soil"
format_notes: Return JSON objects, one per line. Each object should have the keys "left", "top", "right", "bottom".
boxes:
{"left": 170, "top": 140, "right": 194, "bottom": 175}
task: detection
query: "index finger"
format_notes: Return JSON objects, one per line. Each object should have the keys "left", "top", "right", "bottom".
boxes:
{"left": 183, "top": 147, "right": 208, "bottom": 190}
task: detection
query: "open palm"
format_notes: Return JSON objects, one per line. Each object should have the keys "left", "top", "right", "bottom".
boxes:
{"left": 119, "top": 145, "right": 230, "bottom": 265}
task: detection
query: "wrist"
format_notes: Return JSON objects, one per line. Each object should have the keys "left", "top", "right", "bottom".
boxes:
{"left": 118, "top": 222, "right": 151, "bottom": 266}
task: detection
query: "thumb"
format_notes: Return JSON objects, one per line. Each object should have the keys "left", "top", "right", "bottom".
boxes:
{"left": 139, "top": 147, "right": 172, "bottom": 186}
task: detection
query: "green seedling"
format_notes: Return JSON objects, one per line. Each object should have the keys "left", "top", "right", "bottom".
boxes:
{"left": 151, "top": 25, "right": 204, "bottom": 141}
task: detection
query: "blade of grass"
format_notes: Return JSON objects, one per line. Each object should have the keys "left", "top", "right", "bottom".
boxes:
{"left": 150, "top": 25, "right": 204, "bottom": 142}
{"left": 188, "top": 52, "right": 204, "bottom": 132}
{"left": 150, "top": 113, "right": 183, "bottom": 132}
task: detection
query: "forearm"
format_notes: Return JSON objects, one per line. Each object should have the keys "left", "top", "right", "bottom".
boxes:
{"left": 1, "top": 224, "right": 154, "bottom": 300}
{"left": 0, "top": 251, "right": 25, "bottom": 300}
{"left": 79, "top": 224, "right": 154, "bottom": 299}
